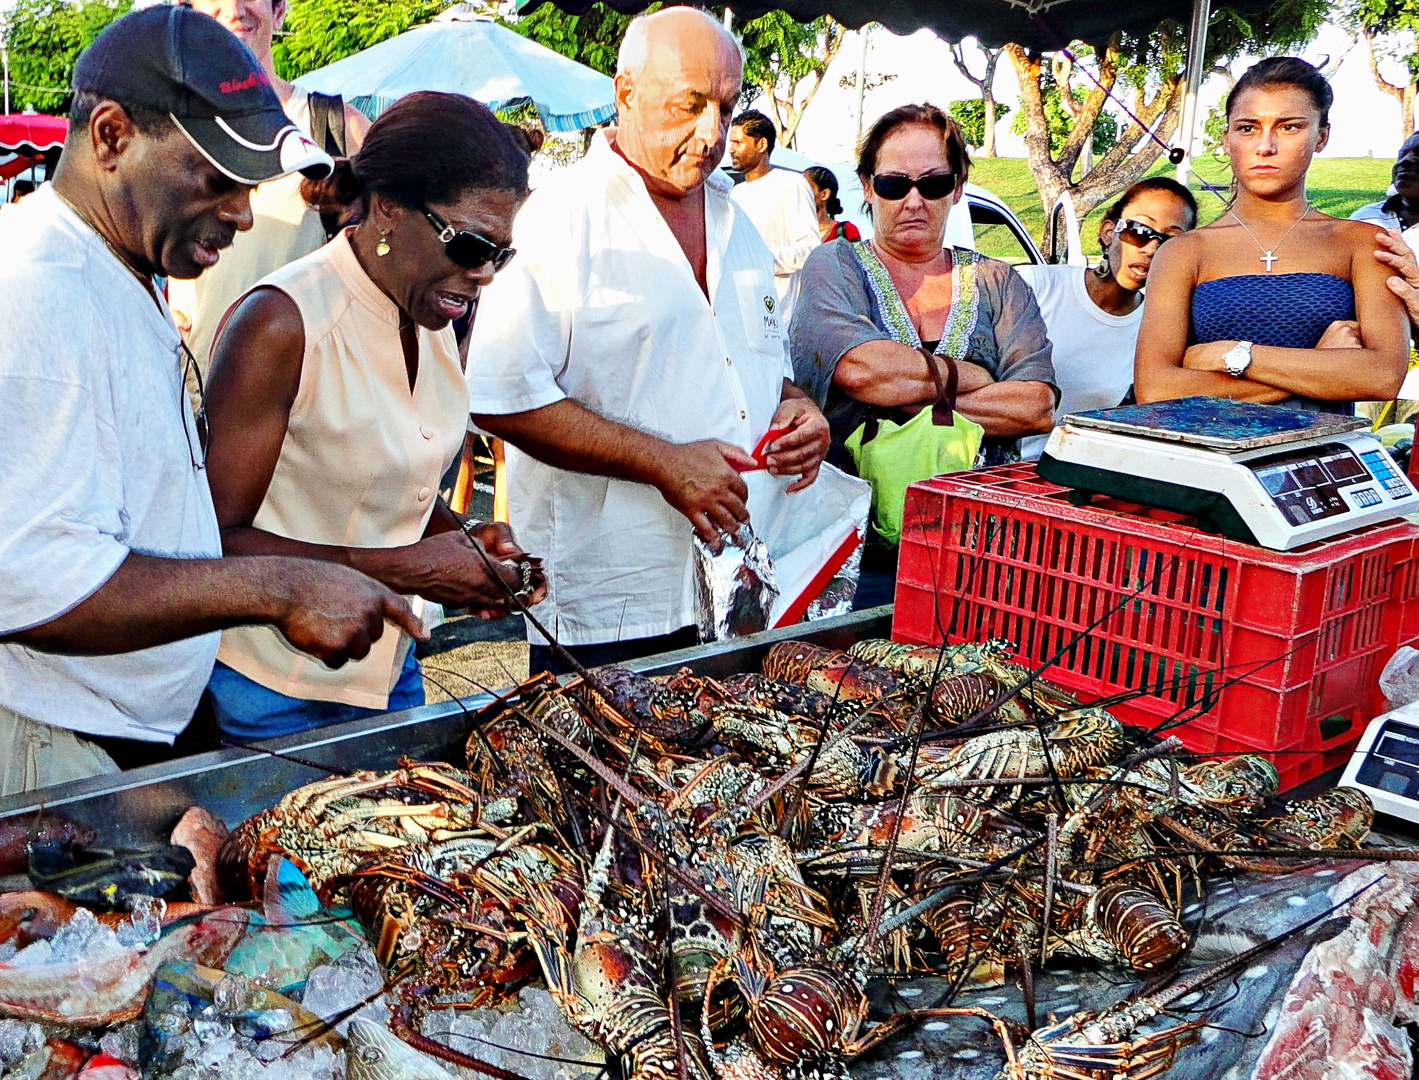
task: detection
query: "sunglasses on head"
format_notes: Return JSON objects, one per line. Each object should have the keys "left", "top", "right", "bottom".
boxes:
{"left": 421, "top": 206, "right": 517, "bottom": 271}
{"left": 1116, "top": 218, "right": 1174, "bottom": 248}
{"left": 871, "top": 171, "right": 957, "bottom": 201}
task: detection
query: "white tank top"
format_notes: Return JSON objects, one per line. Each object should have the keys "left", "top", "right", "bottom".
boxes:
{"left": 215, "top": 231, "right": 469, "bottom": 708}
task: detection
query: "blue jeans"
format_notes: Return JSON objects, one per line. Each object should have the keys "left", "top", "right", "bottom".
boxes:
{"left": 209, "top": 649, "right": 425, "bottom": 741}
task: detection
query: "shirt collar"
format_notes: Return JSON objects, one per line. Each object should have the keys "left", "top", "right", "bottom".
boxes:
{"left": 588, "top": 129, "right": 735, "bottom": 304}
{"left": 589, "top": 128, "right": 733, "bottom": 201}
{"left": 330, "top": 228, "right": 403, "bottom": 328}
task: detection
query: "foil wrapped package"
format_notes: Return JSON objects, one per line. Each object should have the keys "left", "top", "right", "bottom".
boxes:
{"left": 802, "top": 519, "right": 865, "bottom": 622}
{"left": 694, "top": 524, "right": 779, "bottom": 642}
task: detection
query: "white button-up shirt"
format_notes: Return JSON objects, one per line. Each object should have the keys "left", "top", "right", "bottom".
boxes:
{"left": 468, "top": 132, "right": 792, "bottom": 646}
{"left": 730, "top": 166, "right": 821, "bottom": 323}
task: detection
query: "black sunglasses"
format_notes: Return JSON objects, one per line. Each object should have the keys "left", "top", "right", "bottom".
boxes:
{"left": 179, "top": 340, "right": 208, "bottom": 471}
{"left": 421, "top": 206, "right": 516, "bottom": 271}
{"left": 871, "top": 171, "right": 957, "bottom": 201}
{"left": 1117, "top": 218, "right": 1174, "bottom": 248}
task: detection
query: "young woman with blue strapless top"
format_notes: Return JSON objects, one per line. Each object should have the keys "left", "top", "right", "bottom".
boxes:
{"left": 1135, "top": 57, "right": 1408, "bottom": 414}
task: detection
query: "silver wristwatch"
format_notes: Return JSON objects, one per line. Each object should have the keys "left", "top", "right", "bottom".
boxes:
{"left": 1222, "top": 340, "right": 1254, "bottom": 378}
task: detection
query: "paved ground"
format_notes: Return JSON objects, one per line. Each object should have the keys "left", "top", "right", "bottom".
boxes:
{"left": 416, "top": 611, "right": 528, "bottom": 702}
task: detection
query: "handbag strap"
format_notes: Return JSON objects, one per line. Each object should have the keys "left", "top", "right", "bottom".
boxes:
{"left": 922, "top": 347, "right": 958, "bottom": 427}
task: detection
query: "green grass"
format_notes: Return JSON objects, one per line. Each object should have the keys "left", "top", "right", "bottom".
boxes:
{"left": 966, "top": 156, "right": 1397, "bottom": 260}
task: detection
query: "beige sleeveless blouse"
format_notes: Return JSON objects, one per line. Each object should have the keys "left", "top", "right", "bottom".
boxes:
{"left": 216, "top": 232, "right": 468, "bottom": 708}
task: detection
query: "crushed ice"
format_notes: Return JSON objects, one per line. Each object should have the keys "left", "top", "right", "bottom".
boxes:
{"left": 0, "top": 1020, "right": 44, "bottom": 1067}
{"left": 299, "top": 945, "right": 390, "bottom": 1035}
{"left": 423, "top": 986, "right": 602, "bottom": 1080}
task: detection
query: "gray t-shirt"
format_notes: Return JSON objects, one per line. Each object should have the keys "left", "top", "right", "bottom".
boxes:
{"left": 790, "top": 239, "right": 1056, "bottom": 468}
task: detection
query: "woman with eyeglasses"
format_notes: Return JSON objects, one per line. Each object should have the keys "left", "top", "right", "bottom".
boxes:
{"left": 1136, "top": 58, "right": 1408, "bottom": 412}
{"left": 791, "top": 103, "right": 1055, "bottom": 607}
{"left": 201, "top": 92, "right": 544, "bottom": 740}
{"left": 1017, "top": 178, "right": 1197, "bottom": 459}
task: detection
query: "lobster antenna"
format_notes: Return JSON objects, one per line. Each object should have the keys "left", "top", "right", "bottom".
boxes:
{"left": 456, "top": 517, "right": 626, "bottom": 715}
{"left": 778, "top": 652, "right": 863, "bottom": 837}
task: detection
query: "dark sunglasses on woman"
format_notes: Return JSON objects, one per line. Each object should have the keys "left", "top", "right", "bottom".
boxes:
{"left": 421, "top": 205, "right": 517, "bottom": 271}
{"left": 1116, "top": 218, "right": 1174, "bottom": 248}
{"left": 871, "top": 171, "right": 957, "bottom": 201}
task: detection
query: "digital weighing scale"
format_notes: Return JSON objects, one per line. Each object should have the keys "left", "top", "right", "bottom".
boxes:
{"left": 1037, "top": 397, "right": 1419, "bottom": 551}
{"left": 1341, "top": 701, "right": 1419, "bottom": 828}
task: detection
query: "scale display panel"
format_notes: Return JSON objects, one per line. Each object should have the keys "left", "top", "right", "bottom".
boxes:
{"left": 1342, "top": 706, "right": 1419, "bottom": 825}
{"left": 1249, "top": 443, "right": 1392, "bottom": 525}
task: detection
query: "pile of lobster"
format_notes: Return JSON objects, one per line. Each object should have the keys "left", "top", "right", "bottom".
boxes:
{"left": 214, "top": 637, "right": 1381, "bottom": 1080}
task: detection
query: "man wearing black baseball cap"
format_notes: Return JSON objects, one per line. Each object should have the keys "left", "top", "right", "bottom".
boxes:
{"left": 0, "top": 6, "right": 426, "bottom": 796}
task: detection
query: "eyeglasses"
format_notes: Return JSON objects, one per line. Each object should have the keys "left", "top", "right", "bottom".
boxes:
{"left": 420, "top": 206, "right": 517, "bottom": 272}
{"left": 179, "top": 340, "right": 209, "bottom": 471}
{"left": 871, "top": 171, "right": 958, "bottom": 201}
{"left": 1117, "top": 219, "right": 1175, "bottom": 248}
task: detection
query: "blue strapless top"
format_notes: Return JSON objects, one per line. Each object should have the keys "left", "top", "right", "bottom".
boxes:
{"left": 1191, "top": 273, "right": 1355, "bottom": 349}
{"left": 1190, "top": 273, "right": 1356, "bottom": 415}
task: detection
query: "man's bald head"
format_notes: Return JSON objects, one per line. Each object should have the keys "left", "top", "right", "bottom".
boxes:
{"left": 617, "top": 7, "right": 741, "bottom": 78}
{"left": 612, "top": 8, "right": 743, "bottom": 199}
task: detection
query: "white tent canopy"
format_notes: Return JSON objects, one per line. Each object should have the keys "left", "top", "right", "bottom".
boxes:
{"left": 293, "top": 5, "right": 616, "bottom": 132}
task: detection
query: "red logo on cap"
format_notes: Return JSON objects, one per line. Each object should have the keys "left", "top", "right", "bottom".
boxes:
{"left": 219, "top": 70, "right": 270, "bottom": 94}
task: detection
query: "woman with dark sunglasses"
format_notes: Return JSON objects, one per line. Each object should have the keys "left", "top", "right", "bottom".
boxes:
{"left": 1136, "top": 58, "right": 1407, "bottom": 412}
{"left": 199, "top": 93, "right": 544, "bottom": 740}
{"left": 1017, "top": 177, "right": 1197, "bottom": 459}
{"left": 791, "top": 103, "right": 1055, "bottom": 607}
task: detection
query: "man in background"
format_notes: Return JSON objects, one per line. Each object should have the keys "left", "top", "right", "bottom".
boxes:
{"left": 727, "top": 109, "right": 820, "bottom": 324}
{"left": 169, "top": 0, "right": 370, "bottom": 370}
{"left": 1351, "top": 132, "right": 1419, "bottom": 239}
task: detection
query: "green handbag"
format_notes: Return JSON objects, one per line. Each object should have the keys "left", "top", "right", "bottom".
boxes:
{"left": 845, "top": 348, "right": 984, "bottom": 545}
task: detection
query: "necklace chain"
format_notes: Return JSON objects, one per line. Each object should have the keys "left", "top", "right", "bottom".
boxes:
{"left": 1229, "top": 202, "right": 1311, "bottom": 273}
{"left": 52, "top": 189, "right": 160, "bottom": 304}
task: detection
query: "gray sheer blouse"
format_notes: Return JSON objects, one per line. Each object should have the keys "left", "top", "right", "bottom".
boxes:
{"left": 790, "top": 239, "right": 1056, "bottom": 467}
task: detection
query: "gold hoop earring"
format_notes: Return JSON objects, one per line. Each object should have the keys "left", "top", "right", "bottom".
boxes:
{"left": 376, "top": 232, "right": 391, "bottom": 257}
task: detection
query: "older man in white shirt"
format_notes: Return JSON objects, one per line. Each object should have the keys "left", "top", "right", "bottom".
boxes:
{"left": 728, "top": 109, "right": 821, "bottom": 324}
{"left": 469, "top": 7, "right": 829, "bottom": 675}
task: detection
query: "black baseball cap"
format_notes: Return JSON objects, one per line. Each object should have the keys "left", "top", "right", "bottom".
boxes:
{"left": 73, "top": 6, "right": 333, "bottom": 185}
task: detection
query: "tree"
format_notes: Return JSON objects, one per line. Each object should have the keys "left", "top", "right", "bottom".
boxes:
{"left": 1, "top": 0, "right": 130, "bottom": 114}
{"left": 1008, "top": 61, "right": 1117, "bottom": 160}
{"left": 737, "top": 12, "right": 846, "bottom": 149}
{"left": 948, "top": 100, "right": 1011, "bottom": 151}
{"left": 1346, "top": 0, "right": 1419, "bottom": 142}
{"left": 272, "top": 0, "right": 453, "bottom": 82}
{"left": 506, "top": 2, "right": 643, "bottom": 77}
{"left": 949, "top": 41, "right": 1005, "bottom": 157}
{"left": 1005, "top": 1, "right": 1329, "bottom": 233}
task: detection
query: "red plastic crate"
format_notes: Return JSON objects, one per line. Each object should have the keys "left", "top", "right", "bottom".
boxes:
{"left": 892, "top": 464, "right": 1419, "bottom": 788}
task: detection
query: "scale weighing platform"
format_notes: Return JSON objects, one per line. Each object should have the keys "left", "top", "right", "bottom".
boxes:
{"left": 1037, "top": 397, "right": 1419, "bottom": 551}
{"left": 1342, "top": 702, "right": 1419, "bottom": 828}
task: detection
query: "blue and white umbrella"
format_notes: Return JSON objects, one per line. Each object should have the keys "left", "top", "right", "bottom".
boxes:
{"left": 294, "top": 4, "right": 615, "bottom": 132}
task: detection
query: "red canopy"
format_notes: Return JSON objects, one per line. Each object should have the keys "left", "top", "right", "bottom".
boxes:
{"left": 0, "top": 113, "right": 67, "bottom": 156}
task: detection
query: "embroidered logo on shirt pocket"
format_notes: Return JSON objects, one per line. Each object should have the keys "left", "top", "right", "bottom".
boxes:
{"left": 733, "top": 271, "right": 783, "bottom": 345}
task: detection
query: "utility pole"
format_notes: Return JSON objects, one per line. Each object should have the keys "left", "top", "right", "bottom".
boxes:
{"left": 1176, "top": 0, "right": 1211, "bottom": 186}
{"left": 853, "top": 24, "right": 870, "bottom": 146}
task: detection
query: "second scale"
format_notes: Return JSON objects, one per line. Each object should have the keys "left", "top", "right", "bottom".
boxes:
{"left": 1037, "top": 397, "right": 1419, "bottom": 551}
